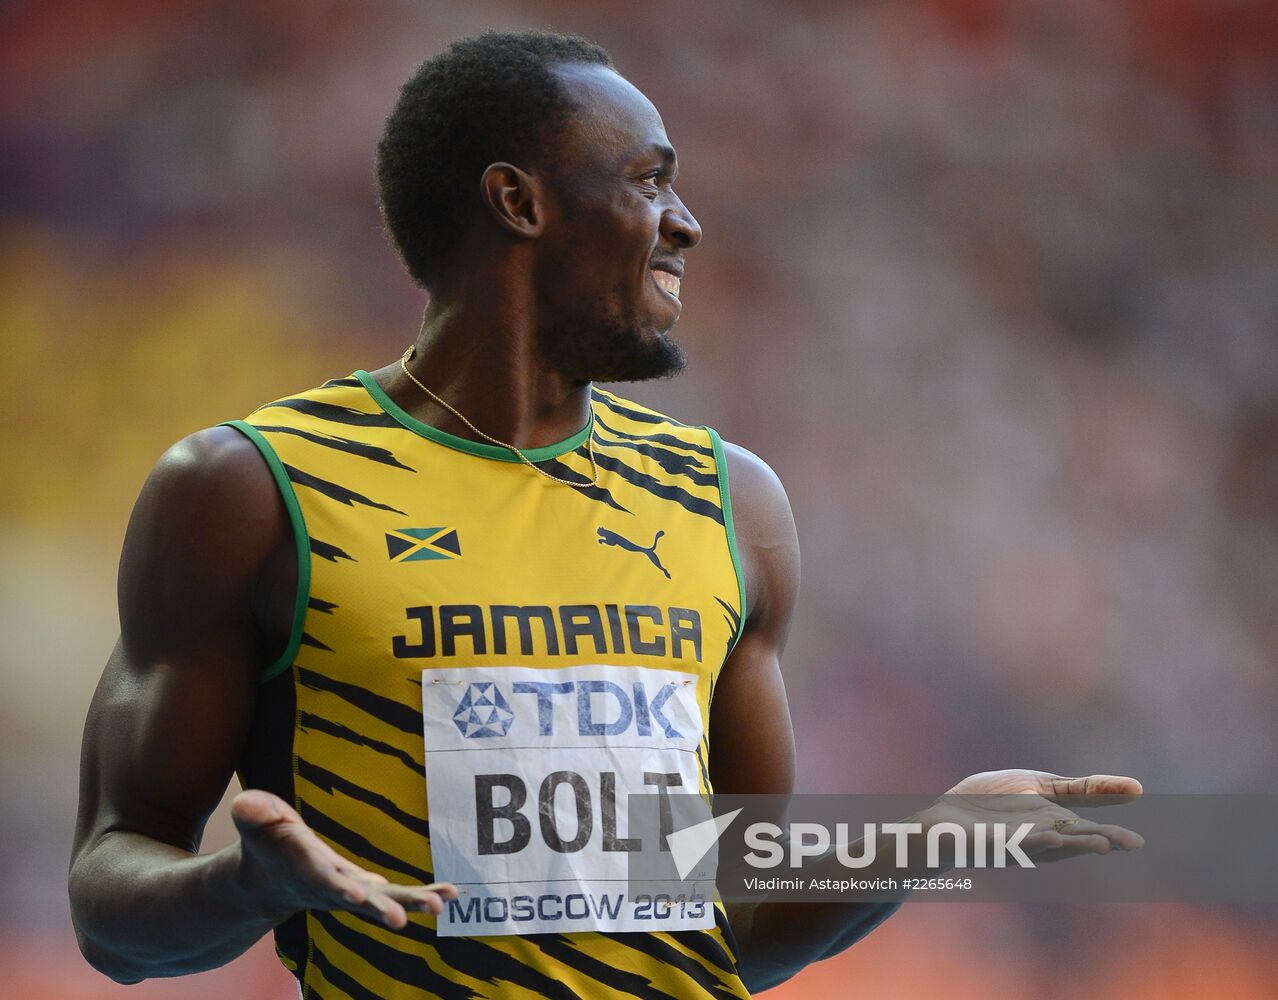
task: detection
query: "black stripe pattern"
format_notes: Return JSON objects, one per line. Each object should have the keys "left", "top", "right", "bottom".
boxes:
{"left": 301, "top": 802, "right": 434, "bottom": 885}
{"left": 593, "top": 414, "right": 715, "bottom": 458}
{"left": 262, "top": 396, "right": 401, "bottom": 428}
{"left": 297, "top": 756, "right": 429, "bottom": 840}
{"left": 532, "top": 935, "right": 682, "bottom": 999}
{"left": 593, "top": 429, "right": 717, "bottom": 486}
{"left": 388, "top": 920, "right": 584, "bottom": 999}
{"left": 314, "top": 912, "right": 479, "bottom": 1000}
{"left": 533, "top": 452, "right": 633, "bottom": 515}
{"left": 256, "top": 424, "right": 415, "bottom": 471}
{"left": 298, "top": 667, "right": 422, "bottom": 736}
{"left": 298, "top": 711, "right": 424, "bottom": 777}
{"left": 715, "top": 598, "right": 742, "bottom": 659}
{"left": 309, "top": 938, "right": 384, "bottom": 1000}
{"left": 310, "top": 538, "right": 356, "bottom": 563}
{"left": 599, "top": 931, "right": 741, "bottom": 998}
{"left": 591, "top": 451, "right": 723, "bottom": 525}
{"left": 592, "top": 390, "right": 689, "bottom": 428}
{"left": 285, "top": 464, "right": 407, "bottom": 515}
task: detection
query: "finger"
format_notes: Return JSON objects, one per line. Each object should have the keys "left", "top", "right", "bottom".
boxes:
{"left": 327, "top": 876, "right": 411, "bottom": 928}
{"left": 384, "top": 883, "right": 459, "bottom": 915}
{"left": 423, "top": 882, "right": 459, "bottom": 900}
{"left": 382, "top": 883, "right": 459, "bottom": 905}
{"left": 304, "top": 842, "right": 372, "bottom": 890}
{"left": 1028, "top": 811, "right": 1144, "bottom": 849}
{"left": 231, "top": 789, "right": 303, "bottom": 832}
{"left": 1030, "top": 834, "right": 1120, "bottom": 862}
{"left": 373, "top": 884, "right": 460, "bottom": 910}
{"left": 334, "top": 864, "right": 390, "bottom": 896}
{"left": 1022, "top": 831, "right": 1065, "bottom": 853}
{"left": 1061, "top": 833, "right": 1113, "bottom": 854}
{"left": 1032, "top": 844, "right": 1112, "bottom": 864}
{"left": 362, "top": 889, "right": 409, "bottom": 930}
{"left": 337, "top": 875, "right": 369, "bottom": 906}
{"left": 337, "top": 872, "right": 458, "bottom": 918}
{"left": 1056, "top": 820, "right": 1145, "bottom": 851}
{"left": 1040, "top": 774, "right": 1143, "bottom": 806}
{"left": 315, "top": 857, "right": 383, "bottom": 904}
{"left": 389, "top": 889, "right": 446, "bottom": 915}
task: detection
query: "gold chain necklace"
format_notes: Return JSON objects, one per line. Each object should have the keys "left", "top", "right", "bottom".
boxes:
{"left": 399, "top": 346, "right": 599, "bottom": 489}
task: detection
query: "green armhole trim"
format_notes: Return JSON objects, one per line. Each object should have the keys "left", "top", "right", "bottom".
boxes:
{"left": 354, "top": 370, "right": 593, "bottom": 462}
{"left": 220, "top": 420, "right": 311, "bottom": 684}
{"left": 706, "top": 426, "right": 747, "bottom": 652}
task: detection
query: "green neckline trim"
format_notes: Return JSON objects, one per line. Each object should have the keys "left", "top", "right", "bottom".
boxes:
{"left": 354, "top": 370, "right": 593, "bottom": 462}
{"left": 706, "top": 426, "right": 748, "bottom": 652}
{"left": 221, "top": 421, "right": 312, "bottom": 684}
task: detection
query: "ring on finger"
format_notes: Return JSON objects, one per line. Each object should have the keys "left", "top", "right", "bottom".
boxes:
{"left": 1052, "top": 818, "right": 1081, "bottom": 833}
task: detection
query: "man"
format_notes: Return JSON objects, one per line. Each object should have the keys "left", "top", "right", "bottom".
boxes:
{"left": 69, "top": 30, "right": 1141, "bottom": 999}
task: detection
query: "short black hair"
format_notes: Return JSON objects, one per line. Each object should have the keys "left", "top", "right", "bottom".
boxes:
{"left": 376, "top": 30, "right": 614, "bottom": 289}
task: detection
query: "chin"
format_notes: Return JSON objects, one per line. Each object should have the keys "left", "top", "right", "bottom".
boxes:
{"left": 600, "top": 330, "right": 687, "bottom": 383}
{"left": 540, "top": 304, "right": 688, "bottom": 383}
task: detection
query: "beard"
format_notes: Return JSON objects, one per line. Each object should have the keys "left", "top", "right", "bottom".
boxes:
{"left": 537, "top": 296, "right": 687, "bottom": 384}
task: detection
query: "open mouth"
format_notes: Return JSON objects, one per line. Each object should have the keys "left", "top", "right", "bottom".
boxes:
{"left": 651, "top": 270, "right": 681, "bottom": 300}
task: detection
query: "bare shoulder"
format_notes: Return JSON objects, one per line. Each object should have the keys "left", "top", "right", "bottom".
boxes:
{"left": 145, "top": 425, "right": 280, "bottom": 502}
{"left": 720, "top": 440, "right": 794, "bottom": 540}
{"left": 120, "top": 425, "right": 290, "bottom": 660}
{"left": 719, "top": 439, "right": 799, "bottom": 627}
{"left": 128, "top": 424, "right": 286, "bottom": 561}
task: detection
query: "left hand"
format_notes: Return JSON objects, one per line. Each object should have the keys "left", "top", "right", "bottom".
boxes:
{"left": 918, "top": 769, "right": 1145, "bottom": 865}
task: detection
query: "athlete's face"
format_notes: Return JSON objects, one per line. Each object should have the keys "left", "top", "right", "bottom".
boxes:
{"left": 534, "top": 64, "right": 702, "bottom": 383}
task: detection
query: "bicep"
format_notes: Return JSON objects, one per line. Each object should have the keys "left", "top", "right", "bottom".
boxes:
{"left": 78, "top": 637, "right": 260, "bottom": 853}
{"left": 75, "top": 427, "right": 287, "bottom": 857}
{"left": 708, "top": 630, "right": 796, "bottom": 796}
{"left": 708, "top": 442, "right": 800, "bottom": 798}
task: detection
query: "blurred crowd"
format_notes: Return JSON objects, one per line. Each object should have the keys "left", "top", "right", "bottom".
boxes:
{"left": 2, "top": 0, "right": 1275, "bottom": 996}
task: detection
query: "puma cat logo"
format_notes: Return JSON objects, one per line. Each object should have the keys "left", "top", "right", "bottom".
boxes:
{"left": 596, "top": 527, "right": 672, "bottom": 579}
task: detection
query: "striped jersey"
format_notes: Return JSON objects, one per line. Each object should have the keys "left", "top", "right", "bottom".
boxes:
{"left": 224, "top": 369, "right": 752, "bottom": 1000}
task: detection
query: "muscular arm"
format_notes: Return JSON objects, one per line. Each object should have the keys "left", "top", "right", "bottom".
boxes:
{"left": 69, "top": 427, "right": 292, "bottom": 981}
{"left": 711, "top": 442, "right": 902, "bottom": 992}
{"left": 70, "top": 427, "right": 450, "bottom": 984}
{"left": 708, "top": 442, "right": 799, "bottom": 802}
{"left": 711, "top": 445, "right": 1144, "bottom": 993}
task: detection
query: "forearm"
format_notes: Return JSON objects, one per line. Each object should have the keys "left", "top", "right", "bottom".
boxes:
{"left": 69, "top": 831, "right": 288, "bottom": 983}
{"left": 727, "top": 827, "right": 930, "bottom": 992}
{"left": 730, "top": 897, "right": 902, "bottom": 992}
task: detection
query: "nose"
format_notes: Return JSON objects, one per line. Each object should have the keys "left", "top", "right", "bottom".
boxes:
{"left": 660, "top": 192, "right": 702, "bottom": 250}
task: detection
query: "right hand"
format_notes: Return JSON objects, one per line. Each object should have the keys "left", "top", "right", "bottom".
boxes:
{"left": 231, "top": 789, "right": 457, "bottom": 929}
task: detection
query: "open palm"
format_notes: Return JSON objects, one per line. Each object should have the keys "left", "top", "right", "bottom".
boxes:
{"left": 922, "top": 769, "right": 1144, "bottom": 864}
{"left": 232, "top": 790, "right": 457, "bottom": 929}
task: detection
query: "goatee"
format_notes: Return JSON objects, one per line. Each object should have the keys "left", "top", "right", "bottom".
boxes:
{"left": 539, "top": 313, "right": 687, "bottom": 383}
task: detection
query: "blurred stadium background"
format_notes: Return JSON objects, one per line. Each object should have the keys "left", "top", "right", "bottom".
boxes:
{"left": 2, "top": 0, "right": 1276, "bottom": 996}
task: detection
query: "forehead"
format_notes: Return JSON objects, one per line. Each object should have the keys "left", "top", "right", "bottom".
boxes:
{"left": 551, "top": 63, "right": 672, "bottom": 167}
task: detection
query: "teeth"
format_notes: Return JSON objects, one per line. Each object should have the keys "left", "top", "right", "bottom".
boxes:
{"left": 653, "top": 271, "right": 681, "bottom": 298}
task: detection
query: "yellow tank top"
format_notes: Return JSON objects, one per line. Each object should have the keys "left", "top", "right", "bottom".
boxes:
{"left": 225, "top": 370, "right": 751, "bottom": 1000}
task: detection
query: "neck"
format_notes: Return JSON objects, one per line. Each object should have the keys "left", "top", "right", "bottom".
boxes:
{"left": 380, "top": 278, "right": 593, "bottom": 451}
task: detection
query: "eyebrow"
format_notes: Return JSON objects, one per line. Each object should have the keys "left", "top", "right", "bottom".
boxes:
{"left": 631, "top": 143, "right": 677, "bottom": 171}
{"left": 653, "top": 144, "right": 677, "bottom": 165}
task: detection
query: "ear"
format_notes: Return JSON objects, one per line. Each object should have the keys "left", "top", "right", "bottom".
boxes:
{"left": 479, "top": 162, "right": 544, "bottom": 238}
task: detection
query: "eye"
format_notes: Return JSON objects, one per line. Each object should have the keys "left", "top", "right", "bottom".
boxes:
{"left": 638, "top": 172, "right": 662, "bottom": 197}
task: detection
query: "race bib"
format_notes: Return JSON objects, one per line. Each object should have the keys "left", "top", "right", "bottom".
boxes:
{"left": 421, "top": 664, "right": 712, "bottom": 936}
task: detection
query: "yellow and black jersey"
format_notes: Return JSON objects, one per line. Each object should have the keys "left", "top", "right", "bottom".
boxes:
{"left": 225, "top": 370, "right": 750, "bottom": 1000}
